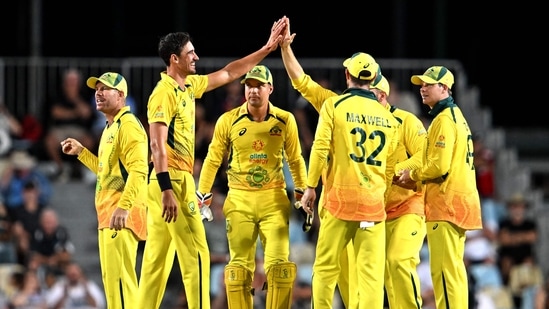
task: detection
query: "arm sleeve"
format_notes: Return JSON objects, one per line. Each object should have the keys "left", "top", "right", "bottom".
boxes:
{"left": 284, "top": 113, "right": 307, "bottom": 189}
{"left": 291, "top": 74, "right": 338, "bottom": 113}
{"left": 117, "top": 121, "right": 149, "bottom": 210}
{"left": 395, "top": 114, "right": 427, "bottom": 172}
{"left": 78, "top": 148, "right": 99, "bottom": 174}
{"left": 384, "top": 124, "right": 400, "bottom": 200}
{"left": 411, "top": 115, "right": 454, "bottom": 181}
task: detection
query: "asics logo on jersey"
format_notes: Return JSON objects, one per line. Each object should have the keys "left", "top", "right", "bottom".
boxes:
{"left": 111, "top": 232, "right": 118, "bottom": 238}
{"left": 432, "top": 223, "right": 439, "bottom": 230}
{"left": 411, "top": 231, "right": 418, "bottom": 236}
{"left": 239, "top": 128, "right": 247, "bottom": 136}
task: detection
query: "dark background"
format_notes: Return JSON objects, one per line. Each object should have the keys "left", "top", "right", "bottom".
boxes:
{"left": 0, "top": 0, "right": 534, "bottom": 128}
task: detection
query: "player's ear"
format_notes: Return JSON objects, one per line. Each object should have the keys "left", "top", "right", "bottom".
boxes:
{"left": 171, "top": 54, "right": 179, "bottom": 64}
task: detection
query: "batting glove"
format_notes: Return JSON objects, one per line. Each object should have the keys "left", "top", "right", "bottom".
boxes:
{"left": 294, "top": 188, "right": 313, "bottom": 232}
{"left": 196, "top": 191, "right": 213, "bottom": 222}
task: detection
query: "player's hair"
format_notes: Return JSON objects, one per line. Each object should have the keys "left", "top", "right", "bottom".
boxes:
{"left": 349, "top": 75, "right": 373, "bottom": 86}
{"left": 158, "top": 32, "right": 192, "bottom": 66}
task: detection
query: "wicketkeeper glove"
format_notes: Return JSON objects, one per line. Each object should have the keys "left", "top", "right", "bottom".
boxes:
{"left": 294, "top": 188, "right": 313, "bottom": 232}
{"left": 196, "top": 191, "right": 213, "bottom": 222}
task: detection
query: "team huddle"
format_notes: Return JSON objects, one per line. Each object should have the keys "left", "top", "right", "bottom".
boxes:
{"left": 60, "top": 15, "right": 481, "bottom": 309}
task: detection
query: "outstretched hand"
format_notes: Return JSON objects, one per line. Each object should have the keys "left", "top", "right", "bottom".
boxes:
{"left": 279, "top": 16, "right": 296, "bottom": 48}
{"left": 264, "top": 16, "right": 288, "bottom": 52}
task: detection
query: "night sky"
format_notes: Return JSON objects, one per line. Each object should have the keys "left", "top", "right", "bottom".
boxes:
{"left": 0, "top": 0, "right": 530, "bottom": 128}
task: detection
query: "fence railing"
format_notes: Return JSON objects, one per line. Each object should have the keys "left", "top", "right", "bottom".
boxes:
{"left": 1, "top": 56, "right": 475, "bottom": 127}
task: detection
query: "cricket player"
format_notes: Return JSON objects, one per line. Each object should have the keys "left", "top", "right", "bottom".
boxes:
{"left": 395, "top": 66, "right": 483, "bottom": 309}
{"left": 197, "top": 65, "right": 307, "bottom": 309}
{"left": 300, "top": 51, "right": 399, "bottom": 308}
{"left": 139, "top": 19, "right": 287, "bottom": 309}
{"left": 61, "top": 72, "right": 148, "bottom": 309}
{"left": 279, "top": 25, "right": 358, "bottom": 308}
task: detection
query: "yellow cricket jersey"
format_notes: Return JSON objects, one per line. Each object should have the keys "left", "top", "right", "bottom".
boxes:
{"left": 307, "top": 88, "right": 399, "bottom": 222}
{"left": 198, "top": 102, "right": 307, "bottom": 192}
{"left": 78, "top": 106, "right": 149, "bottom": 240}
{"left": 409, "top": 97, "right": 482, "bottom": 230}
{"left": 385, "top": 104, "right": 427, "bottom": 220}
{"left": 147, "top": 72, "right": 208, "bottom": 173}
{"left": 292, "top": 74, "right": 422, "bottom": 221}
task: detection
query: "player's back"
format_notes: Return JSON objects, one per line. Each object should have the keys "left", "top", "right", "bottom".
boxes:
{"left": 319, "top": 88, "right": 399, "bottom": 221}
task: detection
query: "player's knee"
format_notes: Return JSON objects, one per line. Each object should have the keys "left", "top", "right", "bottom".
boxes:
{"left": 224, "top": 264, "right": 253, "bottom": 309}
{"left": 265, "top": 262, "right": 297, "bottom": 309}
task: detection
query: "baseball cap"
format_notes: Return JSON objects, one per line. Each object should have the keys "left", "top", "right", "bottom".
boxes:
{"left": 342, "top": 52, "right": 379, "bottom": 81}
{"left": 370, "top": 74, "right": 391, "bottom": 96}
{"left": 411, "top": 66, "right": 454, "bottom": 88}
{"left": 241, "top": 65, "right": 273, "bottom": 85}
{"left": 86, "top": 72, "right": 128, "bottom": 98}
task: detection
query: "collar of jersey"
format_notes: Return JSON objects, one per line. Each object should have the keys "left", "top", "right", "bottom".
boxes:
{"left": 341, "top": 87, "right": 377, "bottom": 100}
{"left": 238, "top": 102, "right": 276, "bottom": 120}
{"left": 428, "top": 96, "right": 456, "bottom": 117}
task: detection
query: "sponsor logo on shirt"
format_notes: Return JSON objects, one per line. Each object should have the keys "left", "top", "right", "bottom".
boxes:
{"left": 269, "top": 126, "right": 282, "bottom": 136}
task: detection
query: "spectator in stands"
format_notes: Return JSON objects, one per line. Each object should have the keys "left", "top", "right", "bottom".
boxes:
{"left": 7, "top": 268, "right": 48, "bottom": 309}
{"left": 5, "top": 269, "right": 25, "bottom": 301}
{"left": 497, "top": 192, "right": 541, "bottom": 308}
{"left": 497, "top": 193, "right": 538, "bottom": 285}
{"left": 508, "top": 257, "right": 544, "bottom": 309}
{"left": 473, "top": 133, "right": 505, "bottom": 241}
{"left": 14, "top": 111, "right": 44, "bottom": 155}
{"left": 0, "top": 99, "right": 44, "bottom": 158}
{"left": 0, "top": 150, "right": 52, "bottom": 219}
{"left": 41, "top": 265, "right": 61, "bottom": 294}
{"left": 11, "top": 180, "right": 47, "bottom": 266}
{"left": 43, "top": 68, "right": 96, "bottom": 180}
{"left": 45, "top": 261, "right": 106, "bottom": 309}
{"left": 465, "top": 230, "right": 513, "bottom": 309}
{"left": 27, "top": 208, "right": 74, "bottom": 277}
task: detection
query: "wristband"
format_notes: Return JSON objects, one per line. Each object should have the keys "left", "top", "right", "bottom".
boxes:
{"left": 156, "top": 172, "right": 173, "bottom": 191}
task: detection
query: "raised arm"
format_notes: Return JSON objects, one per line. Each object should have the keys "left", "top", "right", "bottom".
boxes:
{"left": 279, "top": 17, "right": 304, "bottom": 80}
